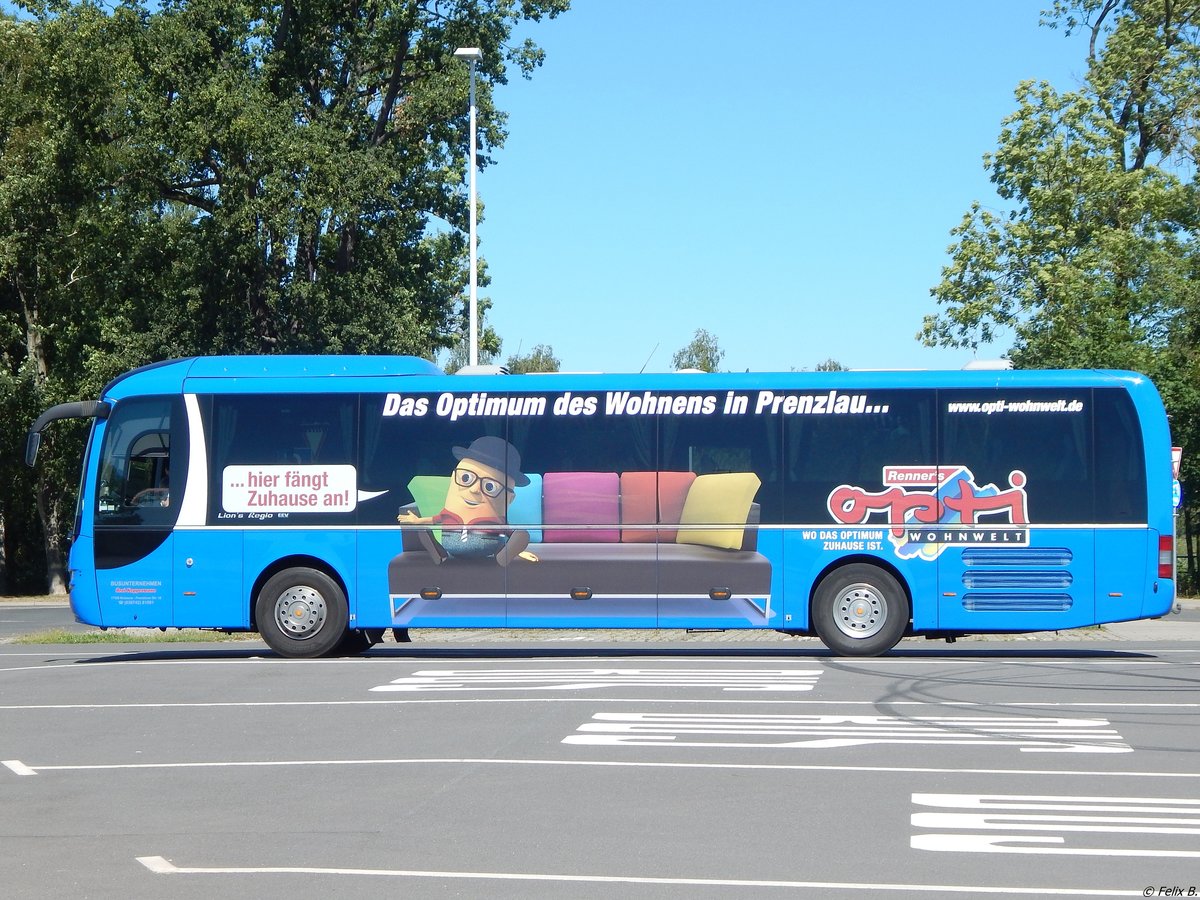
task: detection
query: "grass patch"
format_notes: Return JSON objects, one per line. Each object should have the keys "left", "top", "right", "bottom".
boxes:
{"left": 14, "top": 628, "right": 261, "bottom": 645}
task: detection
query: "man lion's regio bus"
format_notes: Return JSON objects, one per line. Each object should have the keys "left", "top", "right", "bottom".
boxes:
{"left": 26, "top": 357, "right": 1176, "bottom": 657}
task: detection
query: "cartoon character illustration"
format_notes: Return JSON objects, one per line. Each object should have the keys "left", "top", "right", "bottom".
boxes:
{"left": 397, "top": 436, "right": 538, "bottom": 567}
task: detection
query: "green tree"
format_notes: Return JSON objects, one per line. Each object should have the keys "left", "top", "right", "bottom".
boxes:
{"left": 922, "top": 0, "right": 1200, "bottom": 371}
{"left": 0, "top": 0, "right": 568, "bottom": 592}
{"left": 0, "top": 5, "right": 158, "bottom": 591}
{"left": 672, "top": 328, "right": 724, "bottom": 373}
{"left": 128, "top": 0, "right": 569, "bottom": 359}
{"left": 506, "top": 343, "right": 560, "bottom": 374}
{"left": 815, "top": 358, "right": 846, "bottom": 371}
{"left": 920, "top": 0, "right": 1200, "bottom": 587}
{"left": 440, "top": 326, "right": 503, "bottom": 374}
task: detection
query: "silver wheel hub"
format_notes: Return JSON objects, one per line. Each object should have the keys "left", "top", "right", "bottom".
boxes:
{"left": 274, "top": 585, "right": 327, "bottom": 639}
{"left": 835, "top": 583, "right": 887, "bottom": 639}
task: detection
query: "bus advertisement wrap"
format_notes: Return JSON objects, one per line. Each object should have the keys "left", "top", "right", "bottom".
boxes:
{"left": 25, "top": 357, "right": 1175, "bottom": 658}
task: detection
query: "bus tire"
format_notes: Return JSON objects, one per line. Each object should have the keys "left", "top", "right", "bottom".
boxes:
{"left": 255, "top": 567, "right": 348, "bottom": 659}
{"left": 812, "top": 564, "right": 909, "bottom": 657}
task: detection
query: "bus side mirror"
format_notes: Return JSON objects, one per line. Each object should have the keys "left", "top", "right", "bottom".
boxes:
{"left": 24, "top": 399, "right": 111, "bottom": 467}
{"left": 25, "top": 432, "right": 41, "bottom": 468}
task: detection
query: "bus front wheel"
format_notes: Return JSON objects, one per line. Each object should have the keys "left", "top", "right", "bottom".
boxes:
{"left": 812, "top": 564, "right": 909, "bottom": 657}
{"left": 255, "top": 567, "right": 348, "bottom": 659}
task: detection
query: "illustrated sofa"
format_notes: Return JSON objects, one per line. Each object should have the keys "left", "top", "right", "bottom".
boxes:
{"left": 387, "top": 471, "right": 774, "bottom": 627}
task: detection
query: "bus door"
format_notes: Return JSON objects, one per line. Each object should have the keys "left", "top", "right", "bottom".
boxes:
{"left": 366, "top": 396, "right": 509, "bottom": 628}
{"left": 1092, "top": 389, "right": 1155, "bottom": 623}
{"left": 655, "top": 403, "right": 781, "bottom": 631}
{"left": 92, "top": 396, "right": 184, "bottom": 626}
{"left": 505, "top": 397, "right": 660, "bottom": 628}
{"left": 173, "top": 530, "right": 246, "bottom": 627}
{"left": 935, "top": 389, "right": 1097, "bottom": 632}
{"left": 172, "top": 394, "right": 245, "bottom": 628}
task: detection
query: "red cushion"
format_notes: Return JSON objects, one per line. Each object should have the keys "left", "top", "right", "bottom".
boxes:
{"left": 620, "top": 471, "right": 696, "bottom": 542}
{"left": 619, "top": 472, "right": 657, "bottom": 543}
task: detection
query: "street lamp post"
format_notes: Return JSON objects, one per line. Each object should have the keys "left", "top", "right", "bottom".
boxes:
{"left": 454, "top": 47, "right": 483, "bottom": 368}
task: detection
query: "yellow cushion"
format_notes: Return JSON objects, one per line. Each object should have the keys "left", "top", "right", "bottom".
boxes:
{"left": 676, "top": 473, "right": 761, "bottom": 550}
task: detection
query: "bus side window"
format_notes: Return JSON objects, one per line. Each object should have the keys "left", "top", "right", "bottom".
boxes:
{"left": 130, "top": 453, "right": 170, "bottom": 507}
{"left": 1093, "top": 388, "right": 1147, "bottom": 522}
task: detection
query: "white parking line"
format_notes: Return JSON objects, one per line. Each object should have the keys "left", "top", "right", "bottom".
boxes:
{"left": 0, "top": 699, "right": 833, "bottom": 710}
{"left": 134, "top": 855, "right": 1139, "bottom": 895}
{"left": 0, "top": 657, "right": 1191, "bottom": 677}
{"left": 4, "top": 698, "right": 1200, "bottom": 711}
{"left": 3, "top": 698, "right": 1200, "bottom": 711}
{"left": 6, "top": 754, "right": 1200, "bottom": 780}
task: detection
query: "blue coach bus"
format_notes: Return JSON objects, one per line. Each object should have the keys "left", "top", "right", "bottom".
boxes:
{"left": 25, "top": 356, "right": 1176, "bottom": 657}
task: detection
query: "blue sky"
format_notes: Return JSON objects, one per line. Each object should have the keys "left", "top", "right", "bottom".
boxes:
{"left": 477, "top": 1, "right": 1089, "bottom": 373}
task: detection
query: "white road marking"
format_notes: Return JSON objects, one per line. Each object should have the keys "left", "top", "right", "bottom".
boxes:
{"left": 2, "top": 759, "right": 36, "bottom": 776}
{"left": 0, "top": 698, "right": 833, "bottom": 711}
{"left": 133, "top": 855, "right": 1140, "bottom": 895}
{"left": 565, "top": 712, "right": 1131, "bottom": 753}
{"left": 6, "top": 755, "right": 1193, "bottom": 780}
{"left": 0, "top": 657, "right": 1193, "bottom": 677}
{"left": 370, "top": 667, "right": 822, "bottom": 693}
{"left": 2, "top": 699, "right": 1200, "bottom": 711}
{"left": 913, "top": 792, "right": 1200, "bottom": 857}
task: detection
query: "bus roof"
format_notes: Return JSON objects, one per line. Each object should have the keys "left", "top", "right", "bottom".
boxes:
{"left": 102, "top": 355, "right": 444, "bottom": 399}
{"left": 98, "top": 355, "right": 1155, "bottom": 400}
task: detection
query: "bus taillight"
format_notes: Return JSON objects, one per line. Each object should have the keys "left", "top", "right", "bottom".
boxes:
{"left": 1160, "top": 535, "right": 1175, "bottom": 579}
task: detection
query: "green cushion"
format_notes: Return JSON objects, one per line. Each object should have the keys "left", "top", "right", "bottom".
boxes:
{"left": 407, "top": 475, "right": 451, "bottom": 541}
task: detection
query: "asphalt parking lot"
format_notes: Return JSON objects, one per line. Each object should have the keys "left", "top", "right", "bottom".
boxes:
{"left": 4, "top": 601, "right": 1200, "bottom": 898}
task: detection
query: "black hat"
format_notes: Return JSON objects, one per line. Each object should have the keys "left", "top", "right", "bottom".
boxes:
{"left": 452, "top": 436, "right": 530, "bottom": 487}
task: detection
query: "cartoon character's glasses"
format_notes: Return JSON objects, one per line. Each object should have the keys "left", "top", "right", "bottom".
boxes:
{"left": 453, "top": 468, "right": 509, "bottom": 498}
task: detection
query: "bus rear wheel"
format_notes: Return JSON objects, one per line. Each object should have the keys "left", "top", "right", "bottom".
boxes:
{"left": 255, "top": 567, "right": 348, "bottom": 659}
{"left": 812, "top": 564, "right": 909, "bottom": 657}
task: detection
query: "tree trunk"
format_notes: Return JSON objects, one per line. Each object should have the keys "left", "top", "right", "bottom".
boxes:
{"left": 18, "top": 280, "right": 64, "bottom": 593}
{"left": 0, "top": 508, "right": 8, "bottom": 595}
{"left": 36, "top": 477, "right": 68, "bottom": 594}
{"left": 1186, "top": 502, "right": 1195, "bottom": 594}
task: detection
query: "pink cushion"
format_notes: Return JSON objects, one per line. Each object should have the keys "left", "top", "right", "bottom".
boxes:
{"left": 542, "top": 472, "right": 620, "bottom": 543}
{"left": 621, "top": 471, "right": 696, "bottom": 542}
